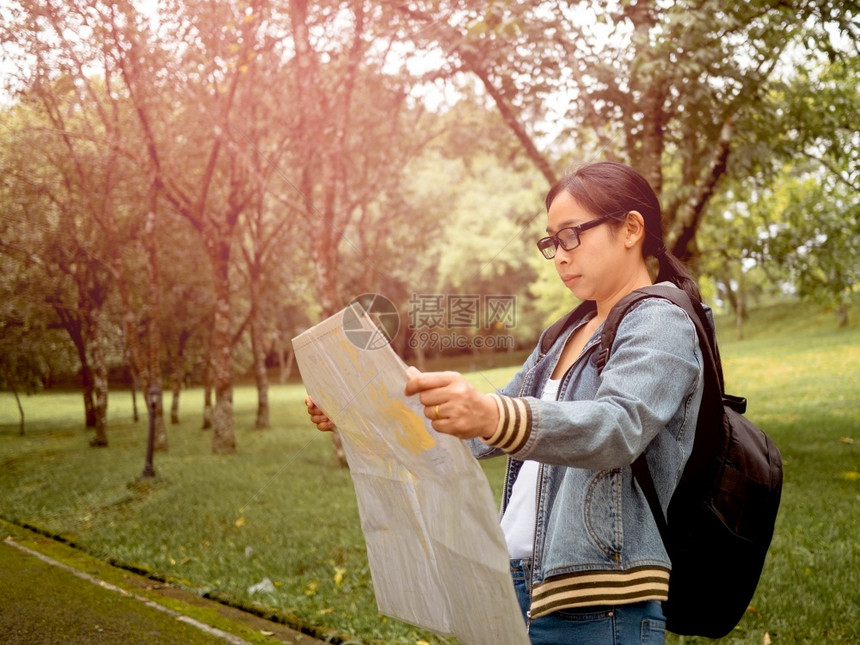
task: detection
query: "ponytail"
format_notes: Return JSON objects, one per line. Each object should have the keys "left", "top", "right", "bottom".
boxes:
{"left": 654, "top": 246, "right": 702, "bottom": 303}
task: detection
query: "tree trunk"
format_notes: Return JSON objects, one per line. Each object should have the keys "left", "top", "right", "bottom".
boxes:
{"left": 212, "top": 381, "right": 234, "bottom": 453}
{"left": 836, "top": 292, "right": 849, "bottom": 328}
{"left": 466, "top": 62, "right": 557, "bottom": 186}
{"left": 144, "top": 199, "right": 168, "bottom": 452}
{"left": 169, "top": 330, "right": 189, "bottom": 425}
{"left": 170, "top": 380, "right": 181, "bottom": 424}
{"left": 203, "top": 387, "right": 213, "bottom": 429}
{"left": 130, "top": 370, "right": 140, "bottom": 423}
{"left": 311, "top": 231, "right": 340, "bottom": 320}
{"left": 210, "top": 254, "right": 236, "bottom": 454}
{"left": 278, "top": 347, "right": 294, "bottom": 384}
{"left": 250, "top": 314, "right": 270, "bottom": 430}
{"left": 11, "top": 382, "right": 25, "bottom": 436}
{"left": 82, "top": 375, "right": 97, "bottom": 429}
{"left": 837, "top": 304, "right": 849, "bottom": 328}
{"left": 720, "top": 261, "right": 744, "bottom": 340}
{"left": 202, "top": 361, "right": 213, "bottom": 430}
{"left": 88, "top": 323, "right": 109, "bottom": 447}
{"left": 669, "top": 120, "right": 734, "bottom": 259}
{"left": 58, "top": 311, "right": 96, "bottom": 428}
{"left": 735, "top": 268, "right": 746, "bottom": 340}
{"left": 150, "top": 396, "right": 166, "bottom": 451}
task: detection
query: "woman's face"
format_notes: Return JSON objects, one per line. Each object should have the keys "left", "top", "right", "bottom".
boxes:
{"left": 545, "top": 191, "right": 633, "bottom": 304}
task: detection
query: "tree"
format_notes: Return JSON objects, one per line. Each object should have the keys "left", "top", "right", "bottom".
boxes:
{"left": 237, "top": 186, "right": 300, "bottom": 430}
{"left": 696, "top": 189, "right": 772, "bottom": 339}
{"left": 97, "top": 0, "right": 282, "bottom": 454}
{"left": 0, "top": 92, "right": 121, "bottom": 445}
{"left": 0, "top": 142, "right": 81, "bottom": 433}
{"left": 761, "top": 56, "right": 859, "bottom": 324}
{"left": 699, "top": 52, "right": 860, "bottom": 327}
{"left": 394, "top": 0, "right": 859, "bottom": 266}
{"left": 0, "top": 300, "right": 72, "bottom": 437}
{"left": 2, "top": 1, "right": 182, "bottom": 448}
{"left": 754, "top": 170, "right": 859, "bottom": 326}
{"left": 283, "top": 0, "right": 456, "bottom": 464}
{"left": 158, "top": 219, "right": 214, "bottom": 425}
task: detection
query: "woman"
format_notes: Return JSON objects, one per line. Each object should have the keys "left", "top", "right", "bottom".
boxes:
{"left": 307, "top": 161, "right": 705, "bottom": 644}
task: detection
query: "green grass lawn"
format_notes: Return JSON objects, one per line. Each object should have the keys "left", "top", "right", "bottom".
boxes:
{"left": 1, "top": 300, "right": 858, "bottom": 644}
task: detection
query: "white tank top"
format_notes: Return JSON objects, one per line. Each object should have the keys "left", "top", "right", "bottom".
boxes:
{"left": 500, "top": 377, "right": 561, "bottom": 559}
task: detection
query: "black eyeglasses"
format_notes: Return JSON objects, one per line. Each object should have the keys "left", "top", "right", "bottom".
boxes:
{"left": 536, "top": 214, "right": 618, "bottom": 259}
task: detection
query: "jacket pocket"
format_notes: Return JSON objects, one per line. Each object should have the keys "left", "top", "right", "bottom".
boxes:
{"left": 584, "top": 469, "right": 623, "bottom": 559}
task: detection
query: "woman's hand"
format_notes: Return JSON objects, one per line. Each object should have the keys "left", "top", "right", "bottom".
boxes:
{"left": 404, "top": 366, "right": 498, "bottom": 441}
{"left": 305, "top": 395, "right": 335, "bottom": 432}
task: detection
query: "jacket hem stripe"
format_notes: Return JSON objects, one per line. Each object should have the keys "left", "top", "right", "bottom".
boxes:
{"left": 529, "top": 566, "right": 670, "bottom": 619}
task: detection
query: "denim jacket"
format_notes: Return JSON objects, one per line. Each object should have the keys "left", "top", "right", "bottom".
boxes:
{"left": 470, "top": 286, "right": 704, "bottom": 618}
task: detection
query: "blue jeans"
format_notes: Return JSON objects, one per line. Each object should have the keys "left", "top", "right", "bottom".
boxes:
{"left": 511, "top": 559, "right": 667, "bottom": 645}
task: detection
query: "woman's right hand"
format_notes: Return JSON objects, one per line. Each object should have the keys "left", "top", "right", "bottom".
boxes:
{"left": 305, "top": 395, "right": 335, "bottom": 432}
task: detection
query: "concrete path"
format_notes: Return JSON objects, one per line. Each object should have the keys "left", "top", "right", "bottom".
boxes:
{"left": 0, "top": 521, "right": 329, "bottom": 645}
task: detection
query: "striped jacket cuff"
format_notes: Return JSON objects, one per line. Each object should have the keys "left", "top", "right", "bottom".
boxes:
{"left": 483, "top": 394, "right": 531, "bottom": 454}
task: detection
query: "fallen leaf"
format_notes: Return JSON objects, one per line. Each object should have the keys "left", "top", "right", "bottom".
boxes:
{"left": 333, "top": 566, "right": 346, "bottom": 586}
{"left": 235, "top": 517, "right": 246, "bottom": 528}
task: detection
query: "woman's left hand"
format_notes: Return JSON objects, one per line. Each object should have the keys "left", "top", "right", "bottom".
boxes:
{"left": 404, "top": 366, "right": 498, "bottom": 441}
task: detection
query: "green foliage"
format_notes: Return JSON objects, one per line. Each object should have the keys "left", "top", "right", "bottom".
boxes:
{"left": 430, "top": 154, "right": 549, "bottom": 344}
{"left": 1, "top": 299, "right": 858, "bottom": 643}
{"left": 526, "top": 248, "right": 583, "bottom": 329}
{"left": 710, "top": 53, "right": 860, "bottom": 317}
{"left": 0, "top": 326, "right": 60, "bottom": 398}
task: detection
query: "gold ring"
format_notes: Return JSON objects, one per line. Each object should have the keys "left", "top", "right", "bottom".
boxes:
{"left": 434, "top": 404, "right": 441, "bottom": 420}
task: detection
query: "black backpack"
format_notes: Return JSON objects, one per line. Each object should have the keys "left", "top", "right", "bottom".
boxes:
{"left": 543, "top": 285, "right": 783, "bottom": 638}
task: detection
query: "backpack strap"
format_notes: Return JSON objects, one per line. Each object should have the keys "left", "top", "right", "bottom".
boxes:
{"left": 597, "top": 285, "right": 724, "bottom": 391}
{"left": 596, "top": 286, "right": 729, "bottom": 553}
{"left": 631, "top": 451, "right": 670, "bottom": 545}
